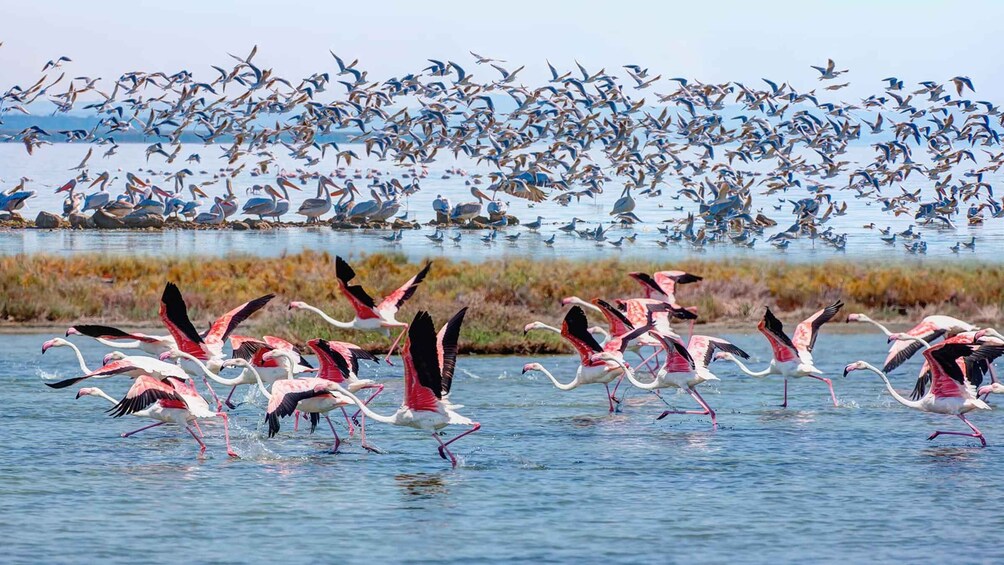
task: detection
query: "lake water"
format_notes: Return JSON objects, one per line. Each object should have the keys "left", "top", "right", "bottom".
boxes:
{"left": 2, "top": 143, "right": 1004, "bottom": 261}
{"left": 5, "top": 331, "right": 1004, "bottom": 563}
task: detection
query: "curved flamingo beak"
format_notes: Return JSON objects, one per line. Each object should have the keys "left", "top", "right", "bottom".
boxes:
{"left": 978, "top": 385, "right": 995, "bottom": 396}
{"left": 41, "top": 340, "right": 55, "bottom": 353}
{"left": 974, "top": 329, "right": 988, "bottom": 341}
{"left": 102, "top": 353, "right": 116, "bottom": 365}
{"left": 521, "top": 363, "right": 535, "bottom": 374}
{"left": 65, "top": 327, "right": 81, "bottom": 337}
{"left": 842, "top": 364, "right": 856, "bottom": 378}
{"left": 158, "top": 351, "right": 173, "bottom": 362}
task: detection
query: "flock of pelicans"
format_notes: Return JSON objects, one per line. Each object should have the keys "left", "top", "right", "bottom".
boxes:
{"left": 37, "top": 257, "right": 1004, "bottom": 466}
{"left": 1, "top": 47, "right": 1004, "bottom": 253}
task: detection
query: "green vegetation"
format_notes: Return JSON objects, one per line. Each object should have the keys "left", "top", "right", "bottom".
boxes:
{"left": 2, "top": 252, "right": 1002, "bottom": 353}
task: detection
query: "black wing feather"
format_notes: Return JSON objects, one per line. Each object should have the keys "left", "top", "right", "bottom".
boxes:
{"left": 336, "top": 256, "right": 377, "bottom": 308}
{"left": 763, "top": 307, "right": 796, "bottom": 350}
{"left": 440, "top": 307, "right": 468, "bottom": 396}
{"left": 409, "top": 311, "right": 443, "bottom": 399}
{"left": 162, "top": 282, "right": 204, "bottom": 345}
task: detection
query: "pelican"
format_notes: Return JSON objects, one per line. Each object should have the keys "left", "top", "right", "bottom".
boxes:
{"left": 433, "top": 194, "right": 451, "bottom": 222}
{"left": 611, "top": 186, "right": 635, "bottom": 216}
{"left": 450, "top": 186, "right": 491, "bottom": 224}
{"left": 297, "top": 175, "right": 339, "bottom": 223}
{"left": 194, "top": 197, "right": 226, "bottom": 225}
{"left": 242, "top": 184, "right": 280, "bottom": 220}
{"left": 82, "top": 173, "right": 112, "bottom": 212}
{"left": 270, "top": 177, "right": 300, "bottom": 221}
{"left": 220, "top": 179, "right": 239, "bottom": 219}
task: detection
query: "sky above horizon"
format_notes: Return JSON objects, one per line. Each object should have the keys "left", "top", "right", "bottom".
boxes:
{"left": 1, "top": 0, "right": 1001, "bottom": 102}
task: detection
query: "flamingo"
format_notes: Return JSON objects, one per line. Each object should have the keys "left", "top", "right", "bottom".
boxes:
{"left": 159, "top": 282, "right": 274, "bottom": 408}
{"left": 224, "top": 355, "right": 357, "bottom": 454}
{"left": 330, "top": 310, "right": 480, "bottom": 468}
{"left": 844, "top": 342, "right": 1004, "bottom": 447}
{"left": 628, "top": 270, "right": 702, "bottom": 310}
{"left": 595, "top": 333, "right": 750, "bottom": 427}
{"left": 288, "top": 256, "right": 431, "bottom": 362}
{"left": 523, "top": 306, "right": 650, "bottom": 412}
{"left": 847, "top": 313, "right": 977, "bottom": 374}
{"left": 65, "top": 324, "right": 176, "bottom": 356}
{"left": 41, "top": 338, "right": 189, "bottom": 388}
{"left": 306, "top": 338, "right": 382, "bottom": 432}
{"left": 718, "top": 302, "right": 843, "bottom": 407}
{"left": 76, "top": 384, "right": 197, "bottom": 440}
{"left": 104, "top": 375, "right": 238, "bottom": 457}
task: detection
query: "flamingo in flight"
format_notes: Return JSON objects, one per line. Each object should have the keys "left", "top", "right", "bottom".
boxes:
{"left": 332, "top": 309, "right": 480, "bottom": 468}
{"left": 218, "top": 335, "right": 316, "bottom": 408}
{"left": 289, "top": 256, "right": 431, "bottom": 363}
{"left": 41, "top": 338, "right": 189, "bottom": 389}
{"left": 597, "top": 333, "right": 750, "bottom": 427}
{"left": 847, "top": 313, "right": 977, "bottom": 374}
{"left": 523, "top": 305, "right": 651, "bottom": 413}
{"left": 845, "top": 341, "right": 1004, "bottom": 446}
{"left": 719, "top": 302, "right": 844, "bottom": 407}
{"left": 628, "top": 270, "right": 702, "bottom": 333}
{"left": 65, "top": 324, "right": 176, "bottom": 356}
{"left": 307, "top": 337, "right": 382, "bottom": 431}
{"left": 225, "top": 354, "right": 359, "bottom": 454}
{"left": 103, "top": 375, "right": 238, "bottom": 457}
{"left": 76, "top": 383, "right": 199, "bottom": 441}
{"left": 159, "top": 282, "right": 274, "bottom": 407}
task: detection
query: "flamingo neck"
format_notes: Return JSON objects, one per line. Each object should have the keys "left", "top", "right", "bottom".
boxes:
{"left": 336, "top": 386, "right": 398, "bottom": 424}
{"left": 96, "top": 337, "right": 140, "bottom": 349}
{"left": 726, "top": 356, "right": 773, "bottom": 378}
{"left": 176, "top": 351, "right": 244, "bottom": 386}
{"left": 861, "top": 362, "right": 922, "bottom": 409}
{"left": 87, "top": 389, "right": 118, "bottom": 405}
{"left": 64, "top": 342, "right": 91, "bottom": 374}
{"left": 609, "top": 357, "right": 652, "bottom": 389}
{"left": 856, "top": 315, "right": 892, "bottom": 337}
{"left": 535, "top": 365, "right": 578, "bottom": 391}
{"left": 300, "top": 303, "right": 353, "bottom": 329}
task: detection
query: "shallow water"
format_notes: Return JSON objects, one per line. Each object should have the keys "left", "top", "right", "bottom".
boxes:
{"left": 2, "top": 143, "right": 1003, "bottom": 261}
{"left": 4, "top": 332, "right": 1004, "bottom": 563}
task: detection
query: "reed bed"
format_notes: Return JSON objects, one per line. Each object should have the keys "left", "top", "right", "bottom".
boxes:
{"left": 2, "top": 252, "right": 1002, "bottom": 354}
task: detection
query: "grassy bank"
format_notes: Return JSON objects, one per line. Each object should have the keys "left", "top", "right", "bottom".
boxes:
{"left": 2, "top": 252, "right": 1002, "bottom": 354}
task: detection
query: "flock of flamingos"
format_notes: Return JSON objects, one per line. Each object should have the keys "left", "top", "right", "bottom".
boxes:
{"left": 38, "top": 256, "right": 1004, "bottom": 466}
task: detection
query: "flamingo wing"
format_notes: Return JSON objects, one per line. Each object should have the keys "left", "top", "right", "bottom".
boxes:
{"left": 335, "top": 256, "right": 380, "bottom": 319}
{"left": 69, "top": 324, "right": 160, "bottom": 343}
{"left": 43, "top": 359, "right": 137, "bottom": 389}
{"left": 688, "top": 335, "right": 750, "bottom": 369}
{"left": 627, "top": 272, "right": 664, "bottom": 299}
{"left": 561, "top": 306, "right": 603, "bottom": 364}
{"left": 106, "top": 375, "right": 182, "bottom": 418}
{"left": 758, "top": 307, "right": 799, "bottom": 363}
{"left": 347, "top": 346, "right": 377, "bottom": 375}
{"left": 309, "top": 339, "right": 352, "bottom": 383}
{"left": 437, "top": 307, "right": 467, "bottom": 397}
{"left": 264, "top": 379, "right": 331, "bottom": 437}
{"left": 378, "top": 261, "right": 432, "bottom": 316}
{"left": 263, "top": 335, "right": 312, "bottom": 368}
{"left": 924, "top": 343, "right": 976, "bottom": 399}
{"left": 159, "top": 282, "right": 206, "bottom": 356}
{"left": 203, "top": 293, "right": 275, "bottom": 345}
{"left": 792, "top": 300, "right": 843, "bottom": 353}
{"left": 230, "top": 335, "right": 267, "bottom": 361}
{"left": 653, "top": 333, "right": 696, "bottom": 373}
{"left": 963, "top": 343, "right": 1004, "bottom": 389}
{"left": 403, "top": 311, "right": 442, "bottom": 411}
{"left": 593, "top": 298, "right": 634, "bottom": 335}
{"left": 883, "top": 323, "right": 946, "bottom": 373}
{"left": 605, "top": 322, "right": 653, "bottom": 354}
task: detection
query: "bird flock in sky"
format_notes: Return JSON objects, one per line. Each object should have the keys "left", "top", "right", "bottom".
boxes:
{"left": 37, "top": 257, "right": 1004, "bottom": 464}
{"left": 1, "top": 47, "right": 1003, "bottom": 252}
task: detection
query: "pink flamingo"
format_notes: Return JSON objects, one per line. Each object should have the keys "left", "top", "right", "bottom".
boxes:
{"left": 65, "top": 324, "right": 176, "bottom": 356}
{"left": 847, "top": 313, "right": 977, "bottom": 373}
{"left": 596, "top": 333, "right": 750, "bottom": 427}
{"left": 226, "top": 354, "right": 358, "bottom": 454}
{"left": 104, "top": 375, "right": 237, "bottom": 457}
{"left": 332, "top": 310, "right": 480, "bottom": 468}
{"left": 628, "top": 270, "right": 702, "bottom": 335}
{"left": 288, "top": 256, "right": 431, "bottom": 363}
{"left": 41, "top": 338, "right": 189, "bottom": 389}
{"left": 523, "top": 306, "right": 650, "bottom": 412}
{"left": 844, "top": 341, "right": 1004, "bottom": 446}
{"left": 718, "top": 302, "right": 844, "bottom": 407}
{"left": 221, "top": 335, "right": 315, "bottom": 408}
{"left": 159, "top": 282, "right": 274, "bottom": 408}
{"left": 305, "top": 338, "right": 381, "bottom": 442}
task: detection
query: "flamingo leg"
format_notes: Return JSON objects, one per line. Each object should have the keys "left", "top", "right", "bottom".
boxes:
{"left": 432, "top": 432, "right": 458, "bottom": 468}
{"left": 780, "top": 378, "right": 788, "bottom": 408}
{"left": 982, "top": 366, "right": 998, "bottom": 401}
{"left": 202, "top": 376, "right": 223, "bottom": 412}
{"left": 928, "top": 414, "right": 987, "bottom": 447}
{"left": 358, "top": 414, "right": 382, "bottom": 453}
{"left": 384, "top": 325, "right": 408, "bottom": 365}
{"left": 186, "top": 425, "right": 207, "bottom": 453}
{"left": 610, "top": 374, "right": 625, "bottom": 403}
{"left": 193, "top": 421, "right": 204, "bottom": 438}
{"left": 605, "top": 383, "right": 617, "bottom": 413}
{"left": 294, "top": 410, "right": 300, "bottom": 432}
{"left": 807, "top": 375, "right": 838, "bottom": 407}
{"left": 656, "top": 388, "right": 717, "bottom": 427}
{"left": 216, "top": 412, "right": 238, "bottom": 457}
{"left": 121, "top": 421, "right": 165, "bottom": 438}
{"left": 224, "top": 386, "right": 238, "bottom": 409}
{"left": 324, "top": 415, "right": 341, "bottom": 453}
{"left": 340, "top": 407, "right": 357, "bottom": 436}
{"left": 351, "top": 384, "right": 384, "bottom": 425}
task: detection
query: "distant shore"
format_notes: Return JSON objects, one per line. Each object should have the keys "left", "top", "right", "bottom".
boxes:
{"left": 2, "top": 252, "right": 999, "bottom": 354}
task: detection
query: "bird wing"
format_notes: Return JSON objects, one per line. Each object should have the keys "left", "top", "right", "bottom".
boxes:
{"left": 309, "top": 339, "right": 351, "bottom": 383}
{"left": 335, "top": 256, "right": 380, "bottom": 319}
{"left": 688, "top": 335, "right": 750, "bottom": 369}
{"left": 403, "top": 311, "right": 442, "bottom": 411}
{"left": 627, "top": 272, "right": 664, "bottom": 299}
{"left": 159, "top": 282, "right": 206, "bottom": 357}
{"left": 924, "top": 343, "right": 974, "bottom": 399}
{"left": 437, "top": 307, "right": 467, "bottom": 397}
{"left": 758, "top": 308, "right": 799, "bottom": 363}
{"left": 264, "top": 379, "right": 331, "bottom": 437}
{"left": 69, "top": 324, "right": 160, "bottom": 343}
{"left": 106, "top": 375, "right": 182, "bottom": 418}
{"left": 378, "top": 261, "right": 432, "bottom": 316}
{"left": 792, "top": 300, "right": 843, "bottom": 353}
{"left": 561, "top": 306, "right": 603, "bottom": 364}
{"left": 653, "top": 333, "right": 696, "bottom": 372}
{"left": 593, "top": 298, "right": 634, "bottom": 335}
{"left": 203, "top": 293, "right": 275, "bottom": 346}
{"left": 883, "top": 322, "right": 946, "bottom": 373}
{"left": 230, "top": 335, "right": 267, "bottom": 361}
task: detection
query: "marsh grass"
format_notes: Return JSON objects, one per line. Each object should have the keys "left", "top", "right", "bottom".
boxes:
{"left": 2, "top": 252, "right": 1001, "bottom": 353}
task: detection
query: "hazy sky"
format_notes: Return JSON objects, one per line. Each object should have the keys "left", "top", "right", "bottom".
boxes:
{"left": 2, "top": 0, "right": 1001, "bottom": 100}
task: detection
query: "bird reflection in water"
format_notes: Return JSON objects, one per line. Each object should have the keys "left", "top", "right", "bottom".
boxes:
{"left": 395, "top": 473, "right": 449, "bottom": 498}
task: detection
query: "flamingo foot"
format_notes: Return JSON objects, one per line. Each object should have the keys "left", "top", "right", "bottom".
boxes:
{"left": 362, "top": 443, "right": 383, "bottom": 454}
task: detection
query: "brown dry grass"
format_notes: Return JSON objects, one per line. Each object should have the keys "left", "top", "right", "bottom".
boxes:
{"left": 2, "top": 252, "right": 1002, "bottom": 353}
